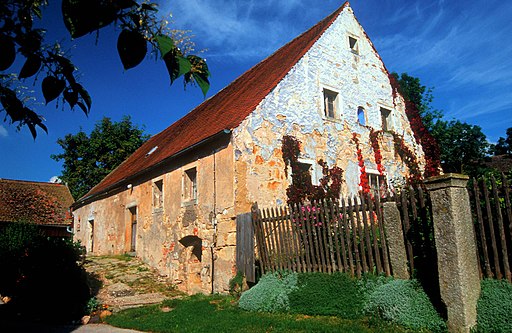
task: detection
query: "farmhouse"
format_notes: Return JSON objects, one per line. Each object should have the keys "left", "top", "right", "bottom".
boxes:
{"left": 0, "top": 179, "right": 73, "bottom": 237}
{"left": 72, "top": 2, "right": 426, "bottom": 293}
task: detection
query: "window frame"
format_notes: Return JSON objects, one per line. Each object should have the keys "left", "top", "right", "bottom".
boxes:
{"left": 357, "top": 106, "right": 366, "bottom": 126}
{"left": 152, "top": 179, "right": 164, "bottom": 211}
{"left": 182, "top": 166, "right": 198, "bottom": 206}
{"left": 366, "top": 169, "right": 388, "bottom": 196}
{"left": 321, "top": 86, "right": 342, "bottom": 121}
{"left": 380, "top": 107, "right": 392, "bottom": 131}
{"left": 348, "top": 35, "right": 359, "bottom": 54}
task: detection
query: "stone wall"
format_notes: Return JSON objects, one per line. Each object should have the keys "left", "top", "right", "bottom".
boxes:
{"left": 74, "top": 140, "right": 237, "bottom": 294}
{"left": 232, "top": 6, "right": 424, "bottom": 209}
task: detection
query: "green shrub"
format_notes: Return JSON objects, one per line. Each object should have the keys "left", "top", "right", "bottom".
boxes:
{"left": 238, "top": 271, "right": 298, "bottom": 313}
{"left": 229, "top": 271, "right": 245, "bottom": 298}
{"left": 0, "top": 223, "right": 90, "bottom": 323}
{"left": 364, "top": 279, "right": 446, "bottom": 332}
{"left": 288, "top": 272, "right": 367, "bottom": 319}
{"left": 476, "top": 279, "right": 512, "bottom": 333}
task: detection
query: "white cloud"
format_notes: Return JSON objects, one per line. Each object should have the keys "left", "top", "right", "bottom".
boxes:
{"left": 0, "top": 125, "right": 8, "bottom": 137}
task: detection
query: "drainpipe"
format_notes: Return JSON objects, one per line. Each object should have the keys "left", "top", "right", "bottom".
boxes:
{"left": 211, "top": 149, "right": 218, "bottom": 294}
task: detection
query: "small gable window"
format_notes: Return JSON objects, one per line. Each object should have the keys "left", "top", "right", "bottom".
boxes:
{"left": 183, "top": 167, "right": 197, "bottom": 204}
{"left": 348, "top": 36, "right": 359, "bottom": 54}
{"left": 153, "top": 179, "right": 163, "bottom": 210}
{"left": 323, "top": 88, "right": 338, "bottom": 119}
{"left": 357, "top": 107, "right": 366, "bottom": 126}
{"left": 380, "top": 107, "right": 392, "bottom": 131}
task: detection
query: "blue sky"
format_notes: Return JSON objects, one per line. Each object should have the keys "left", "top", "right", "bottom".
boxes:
{"left": 1, "top": 0, "right": 511, "bottom": 182}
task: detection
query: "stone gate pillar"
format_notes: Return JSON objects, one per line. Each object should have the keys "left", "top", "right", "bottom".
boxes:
{"left": 424, "top": 174, "right": 480, "bottom": 333}
{"left": 382, "top": 201, "right": 409, "bottom": 279}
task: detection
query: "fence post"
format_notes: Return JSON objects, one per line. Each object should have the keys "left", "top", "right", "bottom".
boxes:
{"left": 424, "top": 174, "right": 480, "bottom": 333}
{"left": 382, "top": 201, "right": 409, "bottom": 279}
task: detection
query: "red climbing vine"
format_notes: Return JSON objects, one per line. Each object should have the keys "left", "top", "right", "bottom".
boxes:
{"left": 369, "top": 129, "right": 385, "bottom": 176}
{"left": 388, "top": 74, "right": 441, "bottom": 178}
{"left": 282, "top": 135, "right": 344, "bottom": 205}
{"left": 352, "top": 133, "right": 370, "bottom": 194}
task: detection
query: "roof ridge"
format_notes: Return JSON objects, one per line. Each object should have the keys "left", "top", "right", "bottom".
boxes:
{"left": 0, "top": 178, "right": 64, "bottom": 186}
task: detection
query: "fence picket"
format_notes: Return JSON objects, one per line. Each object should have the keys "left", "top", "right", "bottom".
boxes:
{"left": 367, "top": 193, "right": 383, "bottom": 274}
{"left": 482, "top": 178, "right": 503, "bottom": 279}
{"left": 400, "top": 191, "right": 414, "bottom": 273}
{"left": 360, "top": 194, "right": 374, "bottom": 273}
{"left": 472, "top": 178, "right": 491, "bottom": 278}
{"left": 491, "top": 175, "right": 511, "bottom": 282}
{"left": 331, "top": 199, "right": 344, "bottom": 273}
{"left": 341, "top": 198, "right": 354, "bottom": 275}
{"left": 375, "top": 193, "right": 390, "bottom": 276}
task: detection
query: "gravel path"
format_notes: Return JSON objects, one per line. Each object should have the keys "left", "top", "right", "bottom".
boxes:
{"left": 0, "top": 322, "right": 144, "bottom": 333}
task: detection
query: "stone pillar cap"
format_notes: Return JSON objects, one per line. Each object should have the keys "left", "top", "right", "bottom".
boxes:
{"left": 424, "top": 173, "right": 469, "bottom": 190}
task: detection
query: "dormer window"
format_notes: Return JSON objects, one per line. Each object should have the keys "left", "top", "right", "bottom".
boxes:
{"left": 348, "top": 36, "right": 359, "bottom": 54}
{"left": 323, "top": 88, "right": 339, "bottom": 119}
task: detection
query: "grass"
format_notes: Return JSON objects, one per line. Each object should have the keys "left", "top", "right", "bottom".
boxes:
{"left": 106, "top": 294, "right": 412, "bottom": 333}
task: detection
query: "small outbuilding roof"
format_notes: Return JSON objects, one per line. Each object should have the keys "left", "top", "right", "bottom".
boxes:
{"left": 0, "top": 179, "right": 74, "bottom": 226}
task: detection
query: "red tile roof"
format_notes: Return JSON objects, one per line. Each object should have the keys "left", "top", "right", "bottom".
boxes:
{"left": 80, "top": 2, "right": 349, "bottom": 203}
{"left": 0, "top": 179, "right": 74, "bottom": 226}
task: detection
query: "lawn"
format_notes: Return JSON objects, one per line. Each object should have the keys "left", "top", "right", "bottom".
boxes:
{"left": 106, "top": 294, "right": 411, "bottom": 333}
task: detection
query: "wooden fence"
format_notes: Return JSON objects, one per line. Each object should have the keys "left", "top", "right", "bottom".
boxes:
{"left": 395, "top": 186, "right": 437, "bottom": 277}
{"left": 469, "top": 174, "right": 512, "bottom": 282}
{"left": 251, "top": 194, "right": 391, "bottom": 277}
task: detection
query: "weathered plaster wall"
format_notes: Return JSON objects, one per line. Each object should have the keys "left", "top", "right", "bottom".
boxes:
{"left": 233, "top": 6, "right": 425, "bottom": 210}
{"left": 74, "top": 141, "right": 236, "bottom": 294}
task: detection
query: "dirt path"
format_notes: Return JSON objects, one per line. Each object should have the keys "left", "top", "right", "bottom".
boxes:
{"left": 84, "top": 255, "right": 183, "bottom": 312}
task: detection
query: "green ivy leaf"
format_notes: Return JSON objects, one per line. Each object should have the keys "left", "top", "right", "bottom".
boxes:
{"left": 0, "top": 34, "right": 16, "bottom": 71}
{"left": 19, "top": 55, "right": 42, "bottom": 79}
{"left": 117, "top": 29, "right": 147, "bottom": 70}
{"left": 155, "top": 35, "right": 174, "bottom": 58}
{"left": 42, "top": 76, "right": 66, "bottom": 104}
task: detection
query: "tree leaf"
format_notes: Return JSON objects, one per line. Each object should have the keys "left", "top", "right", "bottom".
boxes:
{"left": 42, "top": 76, "right": 66, "bottom": 104}
{"left": 62, "top": 0, "right": 117, "bottom": 38}
{"left": 155, "top": 35, "right": 174, "bottom": 57}
{"left": 76, "top": 101, "right": 89, "bottom": 116}
{"left": 19, "top": 55, "right": 42, "bottom": 79}
{"left": 27, "top": 122, "right": 37, "bottom": 139}
{"left": 63, "top": 89, "right": 78, "bottom": 108}
{"left": 117, "top": 29, "right": 147, "bottom": 70}
{"left": 74, "top": 83, "right": 92, "bottom": 110}
{"left": 193, "top": 72, "right": 210, "bottom": 97}
{"left": 163, "top": 50, "right": 191, "bottom": 84}
{"left": 0, "top": 34, "right": 16, "bottom": 71}
{"left": 0, "top": 88, "right": 24, "bottom": 122}
{"left": 116, "top": 0, "right": 138, "bottom": 10}
{"left": 141, "top": 3, "right": 158, "bottom": 11}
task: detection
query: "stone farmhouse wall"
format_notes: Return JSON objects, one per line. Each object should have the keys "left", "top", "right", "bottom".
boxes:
{"left": 233, "top": 6, "right": 424, "bottom": 209}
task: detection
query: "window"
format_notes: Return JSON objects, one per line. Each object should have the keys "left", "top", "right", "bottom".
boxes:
{"left": 367, "top": 172, "right": 387, "bottom": 197}
{"left": 357, "top": 107, "right": 366, "bottom": 126}
{"left": 289, "top": 159, "right": 317, "bottom": 186}
{"left": 348, "top": 36, "right": 359, "bottom": 53}
{"left": 323, "top": 89, "right": 338, "bottom": 119}
{"left": 183, "top": 167, "right": 197, "bottom": 203}
{"left": 380, "top": 107, "right": 392, "bottom": 131}
{"left": 153, "top": 179, "right": 163, "bottom": 209}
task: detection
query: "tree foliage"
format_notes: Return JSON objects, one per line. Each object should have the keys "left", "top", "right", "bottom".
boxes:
{"left": 393, "top": 72, "right": 489, "bottom": 177}
{"left": 492, "top": 127, "right": 512, "bottom": 156}
{"left": 51, "top": 116, "right": 149, "bottom": 199}
{"left": 391, "top": 72, "right": 443, "bottom": 133}
{"left": 0, "top": 0, "right": 210, "bottom": 139}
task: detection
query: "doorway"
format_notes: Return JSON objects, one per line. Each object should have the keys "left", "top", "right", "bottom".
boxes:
{"left": 129, "top": 207, "right": 137, "bottom": 252}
